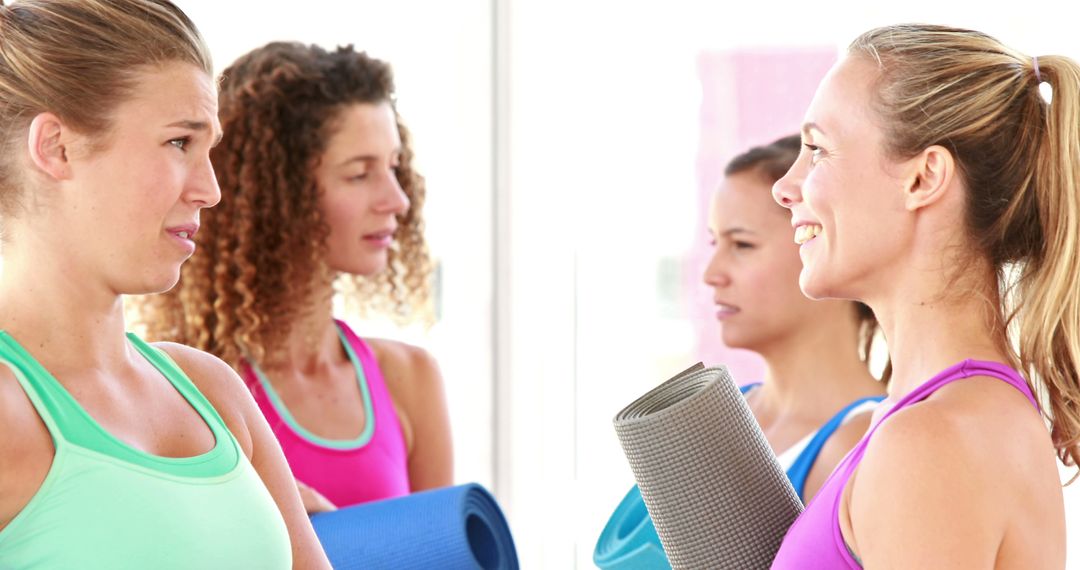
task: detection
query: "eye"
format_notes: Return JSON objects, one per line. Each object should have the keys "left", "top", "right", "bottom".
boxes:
{"left": 733, "top": 241, "right": 755, "bottom": 250}
{"left": 168, "top": 137, "right": 191, "bottom": 151}
{"left": 804, "top": 143, "right": 823, "bottom": 165}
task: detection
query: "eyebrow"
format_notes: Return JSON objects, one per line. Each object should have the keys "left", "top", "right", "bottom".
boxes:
{"left": 721, "top": 227, "right": 755, "bottom": 237}
{"left": 338, "top": 155, "right": 378, "bottom": 167}
{"left": 167, "top": 119, "right": 223, "bottom": 146}
{"left": 338, "top": 148, "right": 403, "bottom": 168}
{"left": 801, "top": 122, "right": 826, "bottom": 138}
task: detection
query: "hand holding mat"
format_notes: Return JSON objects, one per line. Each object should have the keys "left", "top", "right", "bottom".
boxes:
{"left": 613, "top": 364, "right": 803, "bottom": 569}
{"left": 310, "top": 483, "right": 519, "bottom": 570}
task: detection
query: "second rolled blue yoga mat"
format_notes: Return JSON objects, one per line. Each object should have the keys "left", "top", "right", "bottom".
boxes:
{"left": 593, "top": 485, "right": 670, "bottom": 569}
{"left": 310, "top": 483, "right": 519, "bottom": 570}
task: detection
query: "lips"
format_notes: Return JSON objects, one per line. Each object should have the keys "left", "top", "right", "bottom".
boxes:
{"left": 714, "top": 301, "right": 740, "bottom": 320}
{"left": 363, "top": 228, "right": 396, "bottom": 240}
{"left": 166, "top": 223, "right": 199, "bottom": 240}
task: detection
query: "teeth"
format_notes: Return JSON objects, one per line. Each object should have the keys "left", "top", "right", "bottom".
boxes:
{"left": 794, "top": 224, "right": 822, "bottom": 245}
{"left": 178, "top": 231, "right": 189, "bottom": 239}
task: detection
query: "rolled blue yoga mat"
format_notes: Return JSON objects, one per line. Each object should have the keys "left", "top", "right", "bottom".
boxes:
{"left": 593, "top": 485, "right": 671, "bottom": 570}
{"left": 310, "top": 483, "right": 519, "bottom": 570}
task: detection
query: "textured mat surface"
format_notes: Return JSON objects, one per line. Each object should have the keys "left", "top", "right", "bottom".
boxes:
{"left": 612, "top": 364, "right": 803, "bottom": 569}
{"left": 311, "top": 483, "right": 518, "bottom": 570}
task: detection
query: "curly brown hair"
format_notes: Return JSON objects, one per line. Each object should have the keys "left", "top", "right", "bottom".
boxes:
{"left": 135, "top": 42, "right": 432, "bottom": 366}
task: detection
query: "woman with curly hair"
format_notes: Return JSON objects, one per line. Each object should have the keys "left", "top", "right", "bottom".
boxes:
{"left": 138, "top": 42, "right": 452, "bottom": 514}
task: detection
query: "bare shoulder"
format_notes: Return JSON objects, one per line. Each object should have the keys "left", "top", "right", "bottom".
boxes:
{"left": 816, "top": 410, "right": 872, "bottom": 469}
{"left": 150, "top": 341, "right": 250, "bottom": 405}
{"left": 0, "top": 362, "right": 34, "bottom": 445}
{"left": 826, "top": 409, "right": 873, "bottom": 454}
{"left": 801, "top": 408, "right": 873, "bottom": 502}
{"left": 849, "top": 375, "right": 1059, "bottom": 566}
{"left": 862, "top": 376, "right": 1048, "bottom": 489}
{"left": 364, "top": 337, "right": 443, "bottom": 397}
{"left": 150, "top": 341, "right": 258, "bottom": 453}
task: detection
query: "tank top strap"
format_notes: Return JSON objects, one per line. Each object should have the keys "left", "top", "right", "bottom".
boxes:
{"left": 786, "top": 395, "right": 884, "bottom": 500}
{"left": 876, "top": 359, "right": 1038, "bottom": 427}
{"left": 334, "top": 319, "right": 404, "bottom": 440}
{"left": 0, "top": 332, "right": 67, "bottom": 445}
{"left": 125, "top": 334, "right": 234, "bottom": 432}
{"left": 334, "top": 319, "right": 389, "bottom": 404}
{"left": 835, "top": 359, "right": 1038, "bottom": 482}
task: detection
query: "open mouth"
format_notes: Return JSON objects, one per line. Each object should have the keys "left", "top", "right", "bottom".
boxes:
{"left": 794, "top": 224, "right": 822, "bottom": 245}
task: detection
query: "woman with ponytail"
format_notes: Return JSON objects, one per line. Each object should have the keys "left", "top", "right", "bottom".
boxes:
{"left": 771, "top": 24, "right": 1078, "bottom": 568}
{"left": 705, "top": 135, "right": 886, "bottom": 504}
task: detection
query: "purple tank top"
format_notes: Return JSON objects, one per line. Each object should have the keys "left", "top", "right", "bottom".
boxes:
{"left": 242, "top": 320, "right": 410, "bottom": 508}
{"left": 771, "top": 359, "right": 1039, "bottom": 569}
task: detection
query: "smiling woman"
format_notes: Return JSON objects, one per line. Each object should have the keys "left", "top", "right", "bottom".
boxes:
{"left": 772, "top": 24, "right": 1080, "bottom": 569}
{"left": 704, "top": 136, "right": 886, "bottom": 502}
{"left": 0, "top": 0, "right": 329, "bottom": 568}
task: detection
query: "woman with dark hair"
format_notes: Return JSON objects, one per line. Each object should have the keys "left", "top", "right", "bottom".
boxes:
{"left": 705, "top": 135, "right": 886, "bottom": 502}
{"left": 139, "top": 42, "right": 453, "bottom": 514}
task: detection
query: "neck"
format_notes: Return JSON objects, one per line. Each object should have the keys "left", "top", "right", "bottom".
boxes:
{"left": 0, "top": 239, "right": 131, "bottom": 374}
{"left": 869, "top": 260, "right": 1005, "bottom": 401}
{"left": 755, "top": 304, "right": 882, "bottom": 419}
{"left": 272, "top": 284, "right": 344, "bottom": 375}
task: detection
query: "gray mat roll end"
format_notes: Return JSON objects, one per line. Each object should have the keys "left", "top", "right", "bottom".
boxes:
{"left": 614, "top": 364, "right": 803, "bottom": 570}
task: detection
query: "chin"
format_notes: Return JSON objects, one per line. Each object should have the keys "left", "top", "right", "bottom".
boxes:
{"left": 130, "top": 270, "right": 182, "bottom": 296}
{"left": 798, "top": 267, "right": 834, "bottom": 301}
{"left": 337, "top": 258, "right": 388, "bottom": 277}
{"left": 720, "top": 327, "right": 757, "bottom": 351}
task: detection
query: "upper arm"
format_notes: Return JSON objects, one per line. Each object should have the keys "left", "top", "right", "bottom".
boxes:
{"left": 847, "top": 405, "right": 1002, "bottom": 569}
{"left": 802, "top": 411, "right": 872, "bottom": 503}
{"left": 373, "top": 340, "right": 454, "bottom": 491}
{"left": 154, "top": 343, "right": 331, "bottom": 569}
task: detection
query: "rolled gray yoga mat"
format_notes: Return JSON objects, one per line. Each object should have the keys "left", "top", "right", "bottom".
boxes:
{"left": 613, "top": 363, "right": 803, "bottom": 569}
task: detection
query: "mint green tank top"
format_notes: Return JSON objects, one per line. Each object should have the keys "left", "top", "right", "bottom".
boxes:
{"left": 0, "top": 332, "right": 293, "bottom": 569}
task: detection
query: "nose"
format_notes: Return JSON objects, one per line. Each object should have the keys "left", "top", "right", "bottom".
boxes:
{"left": 188, "top": 154, "right": 221, "bottom": 209}
{"left": 772, "top": 164, "right": 803, "bottom": 210}
{"left": 702, "top": 246, "right": 732, "bottom": 289}
{"left": 376, "top": 169, "right": 410, "bottom": 215}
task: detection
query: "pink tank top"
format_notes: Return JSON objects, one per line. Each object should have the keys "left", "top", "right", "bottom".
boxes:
{"left": 242, "top": 320, "right": 410, "bottom": 507}
{"left": 771, "top": 359, "right": 1039, "bottom": 569}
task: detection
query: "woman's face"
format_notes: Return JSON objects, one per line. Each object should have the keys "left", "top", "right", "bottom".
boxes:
{"left": 704, "top": 170, "right": 843, "bottom": 350}
{"left": 58, "top": 62, "right": 221, "bottom": 295}
{"left": 772, "top": 55, "right": 912, "bottom": 303}
{"left": 314, "top": 102, "right": 410, "bottom": 277}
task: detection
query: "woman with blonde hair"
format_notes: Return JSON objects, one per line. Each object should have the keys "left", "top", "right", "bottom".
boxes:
{"left": 705, "top": 135, "right": 886, "bottom": 503}
{"left": 0, "top": 1, "right": 328, "bottom": 567}
{"left": 139, "top": 42, "right": 453, "bottom": 514}
{"left": 772, "top": 24, "right": 1077, "bottom": 568}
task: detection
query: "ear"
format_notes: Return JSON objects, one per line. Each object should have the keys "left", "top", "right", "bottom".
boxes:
{"left": 27, "top": 112, "right": 73, "bottom": 181}
{"left": 902, "top": 144, "right": 956, "bottom": 212}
